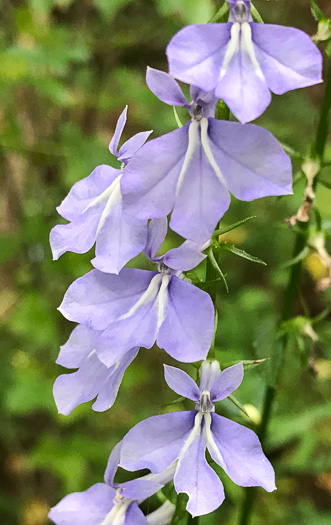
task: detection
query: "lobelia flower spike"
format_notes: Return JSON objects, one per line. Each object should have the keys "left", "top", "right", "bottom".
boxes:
{"left": 50, "top": 106, "right": 153, "bottom": 274}
{"left": 166, "top": 0, "right": 323, "bottom": 123}
{"left": 53, "top": 325, "right": 139, "bottom": 415}
{"left": 58, "top": 218, "right": 214, "bottom": 366}
{"left": 121, "top": 68, "right": 292, "bottom": 243}
{"left": 120, "top": 361, "right": 276, "bottom": 517}
{"left": 49, "top": 441, "right": 175, "bottom": 525}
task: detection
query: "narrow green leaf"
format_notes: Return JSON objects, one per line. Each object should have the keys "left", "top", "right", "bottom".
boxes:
{"left": 195, "top": 278, "right": 223, "bottom": 290}
{"left": 207, "top": 247, "right": 229, "bottom": 293}
{"left": 221, "top": 358, "right": 269, "bottom": 370}
{"left": 310, "top": 0, "right": 326, "bottom": 22}
{"left": 279, "top": 246, "right": 310, "bottom": 269}
{"left": 173, "top": 106, "right": 183, "bottom": 128}
{"left": 280, "top": 142, "right": 304, "bottom": 161}
{"left": 251, "top": 4, "right": 264, "bottom": 23}
{"left": 214, "top": 216, "right": 256, "bottom": 237}
{"left": 208, "top": 1, "right": 229, "bottom": 23}
{"left": 312, "top": 308, "right": 330, "bottom": 324}
{"left": 163, "top": 396, "right": 186, "bottom": 408}
{"left": 228, "top": 394, "right": 250, "bottom": 418}
{"left": 219, "top": 243, "right": 267, "bottom": 266}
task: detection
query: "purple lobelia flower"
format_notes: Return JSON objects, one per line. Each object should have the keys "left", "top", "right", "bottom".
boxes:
{"left": 59, "top": 218, "right": 213, "bottom": 366}
{"left": 50, "top": 106, "right": 152, "bottom": 274}
{"left": 49, "top": 441, "right": 175, "bottom": 525}
{"left": 166, "top": 0, "right": 323, "bottom": 123}
{"left": 120, "top": 361, "right": 276, "bottom": 517}
{"left": 121, "top": 68, "right": 292, "bottom": 242}
{"left": 53, "top": 325, "right": 139, "bottom": 415}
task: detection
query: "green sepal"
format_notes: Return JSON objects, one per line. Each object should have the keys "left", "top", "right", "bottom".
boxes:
{"left": 221, "top": 358, "right": 269, "bottom": 371}
{"left": 218, "top": 242, "right": 267, "bottom": 266}
{"left": 213, "top": 216, "right": 256, "bottom": 238}
{"left": 207, "top": 247, "right": 229, "bottom": 293}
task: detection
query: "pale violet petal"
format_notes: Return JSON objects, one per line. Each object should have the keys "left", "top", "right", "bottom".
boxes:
{"left": 174, "top": 412, "right": 225, "bottom": 516}
{"left": 104, "top": 441, "right": 122, "bottom": 487}
{"left": 59, "top": 269, "right": 157, "bottom": 331}
{"left": 118, "top": 130, "right": 153, "bottom": 164}
{"left": 146, "top": 67, "right": 188, "bottom": 107}
{"left": 109, "top": 106, "right": 128, "bottom": 157}
{"left": 157, "top": 277, "right": 214, "bottom": 363}
{"left": 124, "top": 503, "right": 149, "bottom": 525}
{"left": 199, "top": 360, "right": 221, "bottom": 393}
{"left": 164, "top": 365, "right": 200, "bottom": 401}
{"left": 208, "top": 413, "right": 276, "bottom": 492}
{"left": 121, "top": 479, "right": 162, "bottom": 501}
{"left": 56, "top": 165, "right": 119, "bottom": 222}
{"left": 92, "top": 191, "right": 148, "bottom": 275}
{"left": 163, "top": 243, "right": 206, "bottom": 272}
{"left": 215, "top": 23, "right": 271, "bottom": 123}
{"left": 210, "top": 362, "right": 244, "bottom": 401}
{"left": 170, "top": 119, "right": 230, "bottom": 242}
{"left": 120, "top": 411, "right": 195, "bottom": 473}
{"left": 49, "top": 484, "right": 115, "bottom": 525}
{"left": 121, "top": 125, "right": 190, "bottom": 220}
{"left": 207, "top": 118, "right": 293, "bottom": 200}
{"left": 56, "top": 325, "right": 100, "bottom": 369}
{"left": 167, "top": 24, "right": 232, "bottom": 93}
{"left": 144, "top": 217, "right": 168, "bottom": 262}
{"left": 252, "top": 23, "right": 323, "bottom": 95}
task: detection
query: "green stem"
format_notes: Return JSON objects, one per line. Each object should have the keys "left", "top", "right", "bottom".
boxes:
{"left": 239, "top": 230, "right": 307, "bottom": 525}
{"left": 206, "top": 251, "right": 219, "bottom": 304}
{"left": 239, "top": 52, "right": 331, "bottom": 525}
{"left": 187, "top": 515, "right": 199, "bottom": 524}
{"left": 313, "top": 59, "right": 331, "bottom": 161}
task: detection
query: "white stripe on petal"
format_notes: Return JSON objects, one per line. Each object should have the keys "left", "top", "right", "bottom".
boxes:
{"left": 101, "top": 499, "right": 130, "bottom": 525}
{"left": 143, "top": 462, "right": 177, "bottom": 486}
{"left": 157, "top": 274, "right": 172, "bottom": 331}
{"left": 118, "top": 274, "right": 162, "bottom": 321}
{"left": 96, "top": 176, "right": 122, "bottom": 236}
{"left": 203, "top": 412, "right": 227, "bottom": 471}
{"left": 200, "top": 118, "right": 227, "bottom": 187}
{"left": 220, "top": 22, "right": 241, "bottom": 80}
{"left": 177, "top": 412, "right": 203, "bottom": 466}
{"left": 81, "top": 173, "right": 123, "bottom": 237}
{"left": 176, "top": 120, "right": 201, "bottom": 196}
{"left": 241, "top": 22, "right": 265, "bottom": 82}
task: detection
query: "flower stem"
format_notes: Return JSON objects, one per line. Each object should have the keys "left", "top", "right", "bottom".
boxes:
{"left": 313, "top": 57, "right": 331, "bottom": 161}
{"left": 238, "top": 54, "right": 331, "bottom": 525}
{"left": 239, "top": 227, "right": 307, "bottom": 525}
{"left": 187, "top": 515, "right": 199, "bottom": 524}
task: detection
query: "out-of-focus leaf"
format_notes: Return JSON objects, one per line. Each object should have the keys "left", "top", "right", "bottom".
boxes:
{"left": 280, "top": 246, "right": 310, "bottom": 269}
{"left": 5, "top": 364, "right": 55, "bottom": 414}
{"left": 95, "top": 0, "right": 134, "bottom": 18}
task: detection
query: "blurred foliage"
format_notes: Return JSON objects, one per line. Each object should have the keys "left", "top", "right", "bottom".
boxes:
{"left": 0, "top": 0, "right": 330, "bottom": 524}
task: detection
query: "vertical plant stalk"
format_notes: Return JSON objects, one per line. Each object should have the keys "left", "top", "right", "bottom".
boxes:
{"left": 239, "top": 57, "right": 331, "bottom": 525}
{"left": 187, "top": 515, "right": 200, "bottom": 524}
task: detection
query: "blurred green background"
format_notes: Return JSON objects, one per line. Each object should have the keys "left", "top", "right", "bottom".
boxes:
{"left": 0, "top": 0, "right": 330, "bottom": 524}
